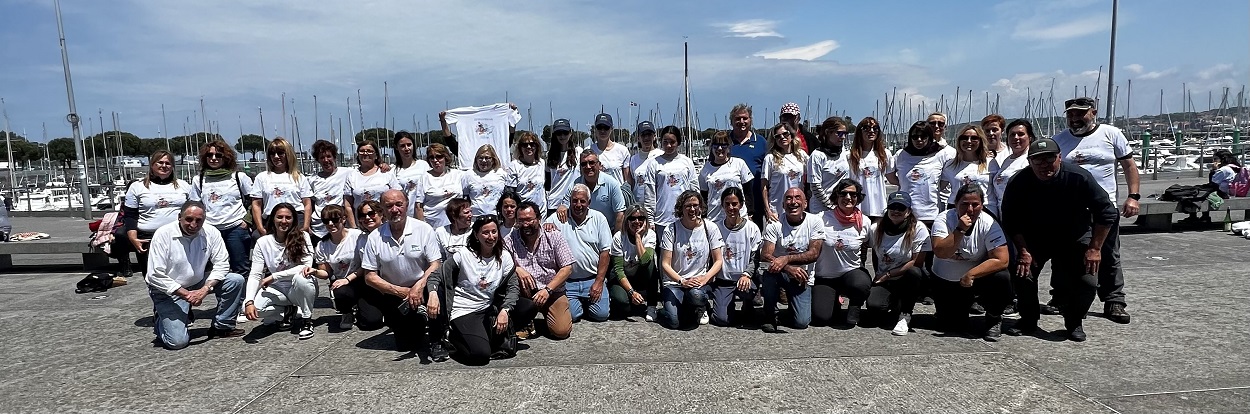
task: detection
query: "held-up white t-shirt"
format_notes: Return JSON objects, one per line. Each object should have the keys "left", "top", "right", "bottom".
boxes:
{"left": 250, "top": 171, "right": 312, "bottom": 217}
{"left": 699, "top": 157, "right": 753, "bottom": 221}
{"left": 507, "top": 159, "right": 547, "bottom": 209}
{"left": 814, "top": 211, "right": 867, "bottom": 278}
{"left": 807, "top": 150, "right": 849, "bottom": 213}
{"left": 930, "top": 209, "right": 1007, "bottom": 282}
{"left": 867, "top": 221, "right": 932, "bottom": 274}
{"left": 942, "top": 160, "right": 992, "bottom": 207}
{"left": 1052, "top": 124, "right": 1132, "bottom": 201}
{"left": 848, "top": 150, "right": 892, "bottom": 217}
{"left": 125, "top": 180, "right": 192, "bottom": 232}
{"left": 891, "top": 147, "right": 955, "bottom": 221}
{"left": 717, "top": 220, "right": 761, "bottom": 281}
{"left": 591, "top": 141, "right": 633, "bottom": 186}
{"left": 418, "top": 169, "right": 465, "bottom": 228}
{"left": 308, "top": 168, "right": 350, "bottom": 237}
{"left": 761, "top": 152, "right": 807, "bottom": 219}
{"left": 988, "top": 154, "right": 1029, "bottom": 217}
{"left": 762, "top": 213, "right": 826, "bottom": 286}
{"left": 659, "top": 219, "right": 725, "bottom": 285}
{"left": 448, "top": 249, "right": 515, "bottom": 320}
{"left": 443, "top": 103, "right": 522, "bottom": 168}
{"left": 345, "top": 168, "right": 401, "bottom": 213}
{"left": 461, "top": 169, "right": 508, "bottom": 216}
{"left": 393, "top": 164, "right": 428, "bottom": 218}
{"left": 315, "top": 228, "right": 363, "bottom": 280}
{"left": 189, "top": 173, "right": 253, "bottom": 230}
{"left": 641, "top": 154, "right": 698, "bottom": 227}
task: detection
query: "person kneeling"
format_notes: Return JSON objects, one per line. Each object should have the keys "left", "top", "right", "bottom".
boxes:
{"left": 244, "top": 203, "right": 317, "bottom": 339}
{"left": 658, "top": 191, "right": 725, "bottom": 329}
{"left": 930, "top": 185, "right": 1012, "bottom": 341}
{"left": 427, "top": 215, "right": 520, "bottom": 365}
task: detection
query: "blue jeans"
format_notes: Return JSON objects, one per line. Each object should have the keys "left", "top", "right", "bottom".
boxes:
{"left": 762, "top": 272, "right": 812, "bottom": 329}
{"left": 148, "top": 273, "right": 245, "bottom": 350}
{"left": 710, "top": 278, "right": 757, "bottom": 326}
{"left": 220, "top": 224, "right": 254, "bottom": 274}
{"left": 660, "top": 284, "right": 711, "bottom": 329}
{"left": 565, "top": 278, "right": 609, "bottom": 322}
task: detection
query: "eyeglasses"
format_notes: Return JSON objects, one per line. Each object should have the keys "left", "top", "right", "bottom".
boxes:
{"left": 837, "top": 191, "right": 864, "bottom": 199}
{"left": 776, "top": 132, "right": 792, "bottom": 138}
{"left": 959, "top": 135, "right": 980, "bottom": 141}
{"left": 834, "top": 131, "right": 849, "bottom": 137}
{"left": 580, "top": 160, "right": 599, "bottom": 167}
{"left": 477, "top": 156, "right": 494, "bottom": 161}
{"left": 928, "top": 121, "right": 946, "bottom": 127}
{"left": 627, "top": 215, "right": 647, "bottom": 222}
{"left": 205, "top": 152, "right": 224, "bottom": 160}
{"left": 862, "top": 126, "right": 880, "bottom": 132}
{"left": 682, "top": 204, "right": 702, "bottom": 210}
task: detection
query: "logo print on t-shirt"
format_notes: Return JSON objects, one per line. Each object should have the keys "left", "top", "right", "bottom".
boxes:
{"left": 834, "top": 238, "right": 846, "bottom": 251}
{"left": 363, "top": 190, "right": 373, "bottom": 201}
{"left": 786, "top": 242, "right": 801, "bottom": 254}
{"left": 337, "top": 261, "right": 348, "bottom": 271}
{"left": 476, "top": 122, "right": 493, "bottom": 136}
{"left": 882, "top": 253, "right": 894, "bottom": 264}
{"left": 273, "top": 187, "right": 285, "bottom": 197}
{"left": 862, "top": 167, "right": 874, "bottom": 178}
{"left": 209, "top": 191, "right": 221, "bottom": 203}
{"left": 479, "top": 185, "right": 492, "bottom": 197}
{"left": 683, "top": 245, "right": 697, "bottom": 261}
{"left": 909, "top": 168, "right": 923, "bottom": 182}
{"left": 961, "top": 176, "right": 974, "bottom": 186}
{"left": 156, "top": 197, "right": 170, "bottom": 208}
{"left": 995, "top": 174, "right": 1006, "bottom": 185}
{"left": 724, "top": 246, "right": 736, "bottom": 261}
{"left": 1073, "top": 152, "right": 1088, "bottom": 165}
{"left": 524, "top": 180, "right": 537, "bottom": 192}
{"left": 786, "top": 169, "right": 801, "bottom": 180}
{"left": 666, "top": 173, "right": 680, "bottom": 187}
{"left": 405, "top": 180, "right": 418, "bottom": 192}
{"left": 713, "top": 179, "right": 726, "bottom": 192}
{"left": 323, "top": 193, "right": 334, "bottom": 204}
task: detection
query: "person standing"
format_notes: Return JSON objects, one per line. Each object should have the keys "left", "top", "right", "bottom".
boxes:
{"left": 565, "top": 151, "right": 626, "bottom": 233}
{"left": 145, "top": 202, "right": 245, "bottom": 350}
{"left": 544, "top": 119, "right": 581, "bottom": 214}
{"left": 847, "top": 117, "right": 894, "bottom": 220}
{"left": 189, "top": 142, "right": 254, "bottom": 274}
{"left": 589, "top": 113, "right": 633, "bottom": 188}
{"left": 506, "top": 131, "right": 547, "bottom": 209}
{"left": 700, "top": 131, "right": 754, "bottom": 222}
{"left": 890, "top": 122, "right": 955, "bottom": 227}
{"left": 943, "top": 126, "right": 993, "bottom": 211}
{"left": 778, "top": 102, "right": 813, "bottom": 153}
{"left": 627, "top": 121, "right": 662, "bottom": 203}
{"left": 124, "top": 150, "right": 192, "bottom": 271}
{"left": 344, "top": 140, "right": 401, "bottom": 228}
{"left": 987, "top": 119, "right": 1035, "bottom": 217}
{"left": 391, "top": 132, "right": 429, "bottom": 218}
{"left": 250, "top": 138, "right": 313, "bottom": 235}
{"left": 418, "top": 143, "right": 465, "bottom": 228}
{"left": 1050, "top": 97, "right": 1139, "bottom": 324}
{"left": 761, "top": 124, "right": 808, "bottom": 223}
{"left": 462, "top": 144, "right": 508, "bottom": 217}
{"left": 807, "top": 117, "right": 850, "bottom": 214}
{"left": 308, "top": 140, "right": 350, "bottom": 246}
{"left": 1000, "top": 138, "right": 1118, "bottom": 341}
{"left": 727, "top": 104, "right": 769, "bottom": 228}
{"left": 638, "top": 126, "right": 698, "bottom": 239}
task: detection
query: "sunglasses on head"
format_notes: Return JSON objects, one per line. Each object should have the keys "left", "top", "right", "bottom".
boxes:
{"left": 474, "top": 214, "right": 498, "bottom": 224}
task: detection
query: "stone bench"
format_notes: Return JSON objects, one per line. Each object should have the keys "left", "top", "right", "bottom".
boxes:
{"left": 0, "top": 238, "right": 111, "bottom": 270}
{"left": 1136, "top": 197, "right": 1250, "bottom": 232}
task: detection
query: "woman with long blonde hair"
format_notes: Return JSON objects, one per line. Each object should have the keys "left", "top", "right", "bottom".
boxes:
{"left": 249, "top": 138, "right": 312, "bottom": 235}
{"left": 123, "top": 150, "right": 191, "bottom": 270}
{"left": 941, "top": 125, "right": 992, "bottom": 210}
{"left": 462, "top": 144, "right": 508, "bottom": 216}
{"left": 760, "top": 123, "right": 807, "bottom": 222}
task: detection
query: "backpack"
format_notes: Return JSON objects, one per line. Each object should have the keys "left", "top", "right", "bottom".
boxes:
{"left": 75, "top": 271, "right": 115, "bottom": 293}
{"left": 1229, "top": 166, "right": 1249, "bottom": 198}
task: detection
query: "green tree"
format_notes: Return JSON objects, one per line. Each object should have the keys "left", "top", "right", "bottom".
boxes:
{"left": 86, "top": 130, "right": 144, "bottom": 158}
{"left": 47, "top": 137, "right": 78, "bottom": 168}
{"left": 0, "top": 131, "right": 40, "bottom": 166}
{"left": 235, "top": 134, "right": 268, "bottom": 161}
{"left": 354, "top": 128, "right": 394, "bottom": 148}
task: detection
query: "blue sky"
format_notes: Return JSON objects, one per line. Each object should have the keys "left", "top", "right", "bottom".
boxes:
{"left": 1, "top": 0, "right": 1246, "bottom": 149}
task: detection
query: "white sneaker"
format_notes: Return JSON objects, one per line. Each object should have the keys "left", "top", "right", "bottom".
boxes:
{"left": 892, "top": 313, "right": 912, "bottom": 336}
{"left": 297, "top": 319, "right": 314, "bottom": 340}
{"left": 339, "top": 312, "right": 355, "bottom": 330}
{"left": 236, "top": 312, "right": 248, "bottom": 324}
{"left": 645, "top": 306, "right": 657, "bottom": 322}
{"left": 699, "top": 311, "right": 710, "bottom": 325}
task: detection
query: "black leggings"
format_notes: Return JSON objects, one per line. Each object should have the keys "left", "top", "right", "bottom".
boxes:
{"left": 449, "top": 308, "right": 509, "bottom": 366}
{"left": 811, "top": 268, "right": 872, "bottom": 326}
{"left": 866, "top": 266, "right": 923, "bottom": 315}
{"left": 332, "top": 277, "right": 380, "bottom": 324}
{"left": 930, "top": 270, "right": 1012, "bottom": 330}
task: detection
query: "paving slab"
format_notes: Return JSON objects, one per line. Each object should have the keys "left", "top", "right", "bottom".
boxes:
{"left": 1100, "top": 388, "right": 1250, "bottom": 414}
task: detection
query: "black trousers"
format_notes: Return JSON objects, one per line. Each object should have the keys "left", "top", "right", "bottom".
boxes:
{"left": 449, "top": 307, "right": 509, "bottom": 366}
{"left": 357, "top": 283, "right": 445, "bottom": 351}
{"left": 1048, "top": 220, "right": 1125, "bottom": 306}
{"left": 811, "top": 268, "right": 872, "bottom": 326}
{"left": 331, "top": 277, "right": 379, "bottom": 323}
{"left": 866, "top": 266, "right": 923, "bottom": 315}
{"left": 1016, "top": 242, "right": 1098, "bottom": 329}
{"left": 930, "top": 270, "right": 1011, "bottom": 331}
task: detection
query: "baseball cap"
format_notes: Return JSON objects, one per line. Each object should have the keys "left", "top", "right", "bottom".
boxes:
{"left": 1028, "top": 138, "right": 1061, "bottom": 158}
{"left": 594, "top": 113, "right": 613, "bottom": 128}
{"left": 781, "top": 102, "right": 801, "bottom": 116}
{"left": 886, "top": 191, "right": 912, "bottom": 209}
{"left": 1064, "top": 97, "right": 1096, "bottom": 111}
{"left": 552, "top": 119, "right": 572, "bottom": 133}
{"left": 636, "top": 121, "right": 656, "bottom": 135}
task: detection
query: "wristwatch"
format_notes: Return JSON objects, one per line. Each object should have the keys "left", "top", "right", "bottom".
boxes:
{"left": 1127, "top": 193, "right": 1141, "bottom": 201}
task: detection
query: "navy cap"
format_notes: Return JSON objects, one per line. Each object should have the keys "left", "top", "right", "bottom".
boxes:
{"left": 1028, "top": 138, "right": 1061, "bottom": 158}
{"left": 886, "top": 191, "right": 912, "bottom": 209}
{"left": 594, "top": 113, "right": 613, "bottom": 128}
{"left": 552, "top": 119, "right": 572, "bottom": 133}
{"left": 636, "top": 121, "right": 655, "bottom": 135}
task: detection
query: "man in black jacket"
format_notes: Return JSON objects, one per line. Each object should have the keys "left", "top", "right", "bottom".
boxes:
{"left": 999, "top": 138, "right": 1118, "bottom": 341}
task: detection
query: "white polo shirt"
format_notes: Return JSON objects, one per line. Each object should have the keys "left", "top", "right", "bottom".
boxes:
{"left": 544, "top": 209, "right": 612, "bottom": 281}
{"left": 360, "top": 217, "right": 442, "bottom": 287}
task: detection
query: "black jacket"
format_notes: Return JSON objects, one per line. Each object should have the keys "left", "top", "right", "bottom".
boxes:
{"left": 999, "top": 161, "right": 1119, "bottom": 249}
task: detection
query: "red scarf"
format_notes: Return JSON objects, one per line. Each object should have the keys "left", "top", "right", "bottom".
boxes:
{"left": 833, "top": 207, "right": 863, "bottom": 232}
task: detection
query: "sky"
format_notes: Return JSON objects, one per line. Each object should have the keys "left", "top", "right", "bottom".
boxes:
{"left": 1, "top": 0, "right": 1247, "bottom": 150}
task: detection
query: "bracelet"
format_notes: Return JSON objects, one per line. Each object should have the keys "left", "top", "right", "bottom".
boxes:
{"left": 627, "top": 288, "right": 636, "bottom": 295}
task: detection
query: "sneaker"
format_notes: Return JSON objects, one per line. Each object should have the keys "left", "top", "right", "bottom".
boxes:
{"left": 236, "top": 312, "right": 249, "bottom": 324}
{"left": 983, "top": 319, "right": 1002, "bottom": 342}
{"left": 429, "top": 341, "right": 451, "bottom": 362}
{"left": 920, "top": 296, "right": 934, "bottom": 306}
{"left": 969, "top": 302, "right": 985, "bottom": 315}
{"left": 1067, "top": 325, "right": 1087, "bottom": 342}
{"left": 699, "top": 311, "right": 710, "bottom": 325}
{"left": 297, "top": 319, "right": 314, "bottom": 340}
{"left": 1040, "top": 299, "right": 1062, "bottom": 315}
{"left": 280, "top": 306, "right": 295, "bottom": 329}
{"left": 645, "top": 306, "right": 657, "bottom": 323}
{"left": 1003, "top": 302, "right": 1020, "bottom": 319}
{"left": 891, "top": 313, "right": 912, "bottom": 336}
{"left": 845, "top": 306, "right": 862, "bottom": 327}
{"left": 1004, "top": 320, "right": 1038, "bottom": 336}
{"left": 761, "top": 323, "right": 781, "bottom": 333}
{"left": 207, "top": 327, "right": 245, "bottom": 339}
{"left": 339, "top": 313, "right": 355, "bottom": 330}
{"left": 1104, "top": 302, "right": 1131, "bottom": 324}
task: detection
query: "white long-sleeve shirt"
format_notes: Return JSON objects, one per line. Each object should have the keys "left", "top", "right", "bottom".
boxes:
{"left": 145, "top": 222, "right": 230, "bottom": 295}
{"left": 245, "top": 233, "right": 314, "bottom": 303}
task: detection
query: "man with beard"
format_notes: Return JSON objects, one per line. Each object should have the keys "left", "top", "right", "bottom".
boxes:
{"left": 505, "top": 201, "right": 575, "bottom": 340}
{"left": 779, "top": 102, "right": 813, "bottom": 153}
{"left": 759, "top": 187, "right": 825, "bottom": 332}
{"left": 728, "top": 104, "right": 769, "bottom": 228}
{"left": 545, "top": 184, "right": 613, "bottom": 323}
{"left": 1050, "top": 97, "right": 1138, "bottom": 324}
{"left": 1000, "top": 138, "right": 1118, "bottom": 341}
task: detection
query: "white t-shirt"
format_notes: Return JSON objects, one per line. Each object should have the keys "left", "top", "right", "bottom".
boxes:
{"left": 761, "top": 152, "right": 808, "bottom": 218}
{"left": 942, "top": 160, "right": 992, "bottom": 208}
{"left": 461, "top": 169, "right": 508, "bottom": 216}
{"left": 125, "top": 180, "right": 191, "bottom": 233}
{"left": 762, "top": 212, "right": 826, "bottom": 286}
{"left": 246, "top": 233, "right": 314, "bottom": 299}
{"left": 717, "top": 220, "right": 762, "bottom": 281}
{"left": 443, "top": 103, "right": 522, "bottom": 168}
{"left": 189, "top": 172, "right": 253, "bottom": 230}
{"left": 435, "top": 225, "right": 472, "bottom": 259}
{"left": 393, "top": 163, "right": 428, "bottom": 218}
{"left": 591, "top": 140, "right": 633, "bottom": 185}
{"left": 1212, "top": 165, "right": 1239, "bottom": 195}
{"left": 640, "top": 154, "right": 698, "bottom": 226}
{"left": 629, "top": 148, "right": 663, "bottom": 198}
{"left": 814, "top": 211, "right": 867, "bottom": 278}
{"left": 867, "top": 221, "right": 932, "bottom": 274}
{"left": 544, "top": 210, "right": 612, "bottom": 281}
{"left": 610, "top": 229, "right": 657, "bottom": 266}
{"left": 308, "top": 168, "right": 350, "bottom": 237}
{"left": 546, "top": 156, "right": 581, "bottom": 211}
{"left": 1052, "top": 124, "right": 1131, "bottom": 201}
{"left": 930, "top": 209, "right": 1007, "bottom": 282}
{"left": 988, "top": 154, "right": 1029, "bottom": 217}
{"left": 249, "top": 171, "right": 312, "bottom": 217}
{"left": 418, "top": 169, "right": 465, "bottom": 228}
{"left": 699, "top": 157, "right": 753, "bottom": 221}
{"left": 891, "top": 147, "right": 955, "bottom": 221}
{"left": 315, "top": 228, "right": 363, "bottom": 280}
{"left": 507, "top": 159, "right": 547, "bottom": 209}
{"left": 848, "top": 149, "right": 892, "bottom": 217}
{"left": 345, "top": 168, "right": 401, "bottom": 213}
{"left": 360, "top": 218, "right": 443, "bottom": 287}
{"left": 448, "top": 249, "right": 515, "bottom": 320}
{"left": 807, "top": 150, "right": 849, "bottom": 213}
{"left": 659, "top": 219, "right": 725, "bottom": 285}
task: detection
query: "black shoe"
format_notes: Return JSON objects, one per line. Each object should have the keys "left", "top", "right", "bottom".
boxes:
{"left": 1003, "top": 302, "right": 1019, "bottom": 319}
{"left": 1040, "top": 299, "right": 1062, "bottom": 315}
{"left": 429, "top": 341, "right": 451, "bottom": 362}
{"left": 296, "top": 319, "right": 314, "bottom": 340}
{"left": 280, "top": 306, "right": 295, "bottom": 330}
{"left": 844, "top": 306, "right": 861, "bottom": 327}
{"left": 207, "top": 327, "right": 245, "bottom": 339}
{"left": 983, "top": 320, "right": 1002, "bottom": 342}
{"left": 920, "top": 296, "right": 934, "bottom": 306}
{"left": 969, "top": 302, "right": 985, "bottom": 315}
{"left": 1004, "top": 321, "right": 1038, "bottom": 336}
{"left": 1067, "top": 326, "right": 1087, "bottom": 342}
{"left": 761, "top": 323, "right": 781, "bottom": 333}
{"left": 1105, "top": 303, "right": 1131, "bottom": 324}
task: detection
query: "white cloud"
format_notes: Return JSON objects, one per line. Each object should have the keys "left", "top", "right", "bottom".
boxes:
{"left": 753, "top": 40, "right": 840, "bottom": 61}
{"left": 719, "top": 19, "right": 783, "bottom": 38}
{"left": 1012, "top": 15, "right": 1109, "bottom": 42}
{"left": 1136, "top": 68, "right": 1177, "bottom": 80}
{"left": 1197, "top": 63, "right": 1234, "bottom": 80}
{"left": 1125, "top": 64, "right": 1144, "bottom": 75}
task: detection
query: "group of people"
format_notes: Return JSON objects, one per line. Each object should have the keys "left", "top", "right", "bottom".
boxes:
{"left": 138, "top": 97, "right": 1140, "bottom": 364}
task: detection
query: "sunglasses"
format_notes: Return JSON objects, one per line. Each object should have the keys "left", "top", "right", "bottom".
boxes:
{"left": 520, "top": 142, "right": 537, "bottom": 148}
{"left": 324, "top": 217, "right": 342, "bottom": 224}
{"left": 711, "top": 143, "right": 729, "bottom": 149}
{"left": 595, "top": 126, "right": 612, "bottom": 131}
{"left": 928, "top": 121, "right": 946, "bottom": 127}
{"left": 837, "top": 191, "right": 864, "bottom": 199}
{"left": 580, "top": 161, "right": 599, "bottom": 167}
{"left": 862, "top": 126, "right": 880, "bottom": 132}
{"left": 430, "top": 154, "right": 447, "bottom": 160}
{"left": 959, "top": 135, "right": 980, "bottom": 141}
{"left": 776, "top": 132, "right": 792, "bottom": 137}
{"left": 206, "top": 152, "right": 224, "bottom": 159}
{"left": 627, "top": 215, "right": 647, "bottom": 222}
{"left": 359, "top": 210, "right": 379, "bottom": 218}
